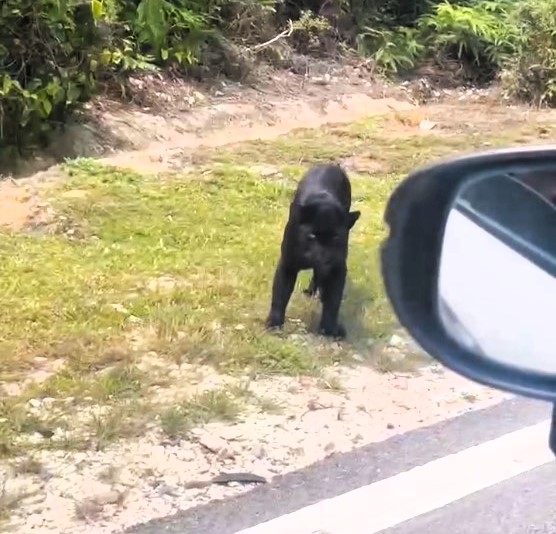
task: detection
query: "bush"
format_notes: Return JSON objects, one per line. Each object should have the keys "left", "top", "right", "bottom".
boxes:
{"left": 4, "top": 0, "right": 556, "bottom": 158}
{"left": 417, "top": 0, "right": 517, "bottom": 81}
{"left": 356, "top": 0, "right": 518, "bottom": 81}
{"left": 0, "top": 0, "right": 107, "bottom": 154}
{"left": 123, "top": 0, "right": 217, "bottom": 66}
{"left": 356, "top": 26, "right": 424, "bottom": 74}
{"left": 501, "top": 0, "right": 556, "bottom": 106}
{"left": 0, "top": 0, "right": 264, "bottom": 157}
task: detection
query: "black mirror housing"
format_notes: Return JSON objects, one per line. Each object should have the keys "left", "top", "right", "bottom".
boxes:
{"left": 380, "top": 145, "right": 556, "bottom": 402}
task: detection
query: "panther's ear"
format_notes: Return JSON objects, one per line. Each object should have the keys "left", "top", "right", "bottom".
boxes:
{"left": 347, "top": 210, "right": 361, "bottom": 229}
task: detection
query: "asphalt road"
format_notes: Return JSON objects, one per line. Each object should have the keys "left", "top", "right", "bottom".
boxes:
{"left": 126, "top": 397, "right": 554, "bottom": 534}
{"left": 385, "top": 461, "right": 556, "bottom": 534}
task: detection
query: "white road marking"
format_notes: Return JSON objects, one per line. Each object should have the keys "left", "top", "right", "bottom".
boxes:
{"left": 234, "top": 419, "right": 554, "bottom": 534}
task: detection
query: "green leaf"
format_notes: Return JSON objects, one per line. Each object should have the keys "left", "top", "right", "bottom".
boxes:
{"left": 66, "top": 83, "right": 81, "bottom": 103}
{"left": 91, "top": 0, "right": 104, "bottom": 20}
{"left": 2, "top": 76, "right": 11, "bottom": 93}
{"left": 41, "top": 98, "right": 53, "bottom": 117}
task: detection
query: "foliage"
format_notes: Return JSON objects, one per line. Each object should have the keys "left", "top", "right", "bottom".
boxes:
{"left": 0, "top": 0, "right": 266, "bottom": 156}
{"left": 417, "top": 0, "right": 518, "bottom": 80}
{"left": 357, "top": 26, "right": 424, "bottom": 74}
{"left": 3, "top": 0, "right": 556, "bottom": 156}
{"left": 0, "top": 0, "right": 105, "bottom": 154}
{"left": 126, "top": 0, "right": 215, "bottom": 65}
{"left": 291, "top": 10, "right": 335, "bottom": 54}
{"left": 355, "top": 0, "right": 518, "bottom": 80}
{"left": 500, "top": 0, "right": 556, "bottom": 106}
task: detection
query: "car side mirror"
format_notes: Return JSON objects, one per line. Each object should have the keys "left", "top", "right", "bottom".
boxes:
{"left": 380, "top": 146, "right": 556, "bottom": 453}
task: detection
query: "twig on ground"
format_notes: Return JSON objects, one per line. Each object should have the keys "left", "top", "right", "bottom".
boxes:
{"left": 249, "top": 20, "right": 294, "bottom": 52}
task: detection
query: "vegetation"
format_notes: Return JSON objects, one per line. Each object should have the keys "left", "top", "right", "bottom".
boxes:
{"left": 1, "top": 0, "right": 556, "bottom": 156}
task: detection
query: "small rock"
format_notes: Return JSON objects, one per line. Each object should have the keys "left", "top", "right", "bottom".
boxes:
{"left": 217, "top": 447, "right": 235, "bottom": 460}
{"left": 386, "top": 423, "right": 395, "bottom": 430}
{"left": 255, "top": 165, "right": 280, "bottom": 177}
{"left": 388, "top": 334, "right": 406, "bottom": 349}
{"left": 199, "top": 433, "right": 228, "bottom": 454}
{"left": 91, "top": 489, "right": 123, "bottom": 506}
{"left": 218, "top": 427, "right": 244, "bottom": 441}
{"left": 28, "top": 398, "right": 42, "bottom": 409}
{"left": 419, "top": 119, "right": 437, "bottom": 130}
{"left": 158, "top": 484, "right": 180, "bottom": 497}
{"left": 189, "top": 428, "right": 204, "bottom": 438}
{"left": 193, "top": 91, "right": 206, "bottom": 103}
{"left": 27, "top": 432, "right": 46, "bottom": 445}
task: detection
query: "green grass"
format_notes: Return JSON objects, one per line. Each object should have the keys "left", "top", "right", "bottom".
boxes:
{"left": 0, "top": 146, "right": 399, "bottom": 379}
{"left": 159, "top": 388, "right": 243, "bottom": 439}
{"left": 1, "top": 106, "right": 553, "bottom": 454}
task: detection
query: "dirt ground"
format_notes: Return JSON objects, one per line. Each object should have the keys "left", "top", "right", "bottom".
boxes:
{"left": 0, "top": 63, "right": 542, "bottom": 533}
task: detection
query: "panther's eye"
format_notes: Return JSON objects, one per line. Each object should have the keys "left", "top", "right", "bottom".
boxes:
{"left": 308, "top": 233, "right": 316, "bottom": 240}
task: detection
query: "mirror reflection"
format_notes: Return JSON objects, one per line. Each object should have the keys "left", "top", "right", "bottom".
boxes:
{"left": 437, "top": 170, "right": 556, "bottom": 374}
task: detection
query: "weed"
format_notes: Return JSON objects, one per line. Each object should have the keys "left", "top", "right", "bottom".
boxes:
{"left": 89, "top": 401, "right": 150, "bottom": 451}
{"left": 159, "top": 406, "right": 190, "bottom": 440}
{"left": 226, "top": 379, "right": 254, "bottom": 400}
{"left": 318, "top": 375, "right": 344, "bottom": 391}
{"left": 256, "top": 396, "right": 284, "bottom": 414}
{"left": 91, "top": 365, "right": 143, "bottom": 402}
{"left": 462, "top": 392, "right": 478, "bottom": 403}
{"left": 182, "top": 389, "right": 242, "bottom": 424}
{"left": 159, "top": 388, "right": 243, "bottom": 439}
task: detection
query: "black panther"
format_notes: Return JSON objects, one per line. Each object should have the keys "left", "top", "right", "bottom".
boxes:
{"left": 266, "top": 163, "right": 360, "bottom": 338}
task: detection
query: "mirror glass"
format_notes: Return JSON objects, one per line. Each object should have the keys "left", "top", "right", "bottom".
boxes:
{"left": 437, "top": 169, "right": 556, "bottom": 375}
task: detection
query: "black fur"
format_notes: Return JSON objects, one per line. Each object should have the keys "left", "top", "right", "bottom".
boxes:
{"left": 266, "top": 163, "right": 361, "bottom": 338}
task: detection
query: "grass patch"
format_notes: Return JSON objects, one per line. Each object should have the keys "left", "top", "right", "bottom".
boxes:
{"left": 159, "top": 388, "right": 243, "bottom": 439}
{"left": 318, "top": 375, "right": 344, "bottom": 391}
{"left": 256, "top": 396, "right": 285, "bottom": 414}
{"left": 0, "top": 152, "right": 397, "bottom": 380}
{"left": 90, "top": 401, "right": 150, "bottom": 450}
